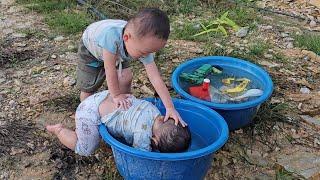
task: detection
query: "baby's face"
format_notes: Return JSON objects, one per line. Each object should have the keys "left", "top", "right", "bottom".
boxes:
{"left": 123, "top": 31, "right": 167, "bottom": 60}
{"left": 151, "top": 116, "right": 164, "bottom": 139}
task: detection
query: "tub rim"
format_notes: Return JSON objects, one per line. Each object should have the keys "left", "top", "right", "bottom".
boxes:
{"left": 99, "top": 98, "right": 229, "bottom": 161}
{"left": 171, "top": 56, "right": 273, "bottom": 110}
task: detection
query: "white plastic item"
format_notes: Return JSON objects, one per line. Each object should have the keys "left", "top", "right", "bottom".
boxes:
{"left": 230, "top": 89, "right": 263, "bottom": 101}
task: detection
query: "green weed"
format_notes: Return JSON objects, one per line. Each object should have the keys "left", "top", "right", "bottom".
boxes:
{"left": 295, "top": 33, "right": 320, "bottom": 54}
{"left": 249, "top": 42, "right": 269, "bottom": 56}
{"left": 17, "top": 0, "right": 92, "bottom": 34}
{"left": 46, "top": 11, "right": 91, "bottom": 34}
{"left": 276, "top": 169, "right": 293, "bottom": 180}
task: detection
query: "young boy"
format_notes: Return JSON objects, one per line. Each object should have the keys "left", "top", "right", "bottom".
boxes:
{"left": 76, "top": 8, "right": 186, "bottom": 126}
{"left": 46, "top": 91, "right": 191, "bottom": 156}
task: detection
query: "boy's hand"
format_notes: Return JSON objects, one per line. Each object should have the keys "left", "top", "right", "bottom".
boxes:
{"left": 164, "top": 107, "right": 187, "bottom": 127}
{"left": 113, "top": 94, "right": 132, "bottom": 110}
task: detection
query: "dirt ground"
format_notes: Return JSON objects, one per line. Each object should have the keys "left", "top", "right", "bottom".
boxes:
{"left": 0, "top": 0, "right": 319, "bottom": 179}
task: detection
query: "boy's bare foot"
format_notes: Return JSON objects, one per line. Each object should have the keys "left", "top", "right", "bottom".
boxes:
{"left": 46, "top": 123, "right": 63, "bottom": 135}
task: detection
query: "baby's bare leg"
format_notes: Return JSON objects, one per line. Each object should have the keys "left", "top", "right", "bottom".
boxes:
{"left": 80, "top": 91, "right": 93, "bottom": 101}
{"left": 46, "top": 124, "right": 77, "bottom": 150}
{"left": 118, "top": 68, "right": 133, "bottom": 94}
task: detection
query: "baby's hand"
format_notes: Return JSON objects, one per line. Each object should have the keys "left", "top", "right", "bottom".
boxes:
{"left": 113, "top": 94, "right": 132, "bottom": 110}
{"left": 164, "top": 107, "right": 187, "bottom": 127}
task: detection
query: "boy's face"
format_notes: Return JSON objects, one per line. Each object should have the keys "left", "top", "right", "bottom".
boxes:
{"left": 123, "top": 32, "right": 167, "bottom": 60}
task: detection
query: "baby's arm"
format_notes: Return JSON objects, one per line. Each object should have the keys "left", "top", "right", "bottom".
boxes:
{"left": 103, "top": 49, "right": 131, "bottom": 109}
{"left": 144, "top": 62, "right": 187, "bottom": 127}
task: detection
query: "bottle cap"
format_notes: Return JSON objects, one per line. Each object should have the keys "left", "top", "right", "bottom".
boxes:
{"left": 203, "top": 78, "right": 210, "bottom": 83}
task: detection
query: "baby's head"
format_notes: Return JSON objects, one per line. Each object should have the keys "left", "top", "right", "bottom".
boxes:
{"left": 123, "top": 8, "right": 170, "bottom": 59}
{"left": 151, "top": 117, "right": 191, "bottom": 153}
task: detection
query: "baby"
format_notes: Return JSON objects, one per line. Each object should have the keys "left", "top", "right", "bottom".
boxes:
{"left": 46, "top": 91, "right": 191, "bottom": 156}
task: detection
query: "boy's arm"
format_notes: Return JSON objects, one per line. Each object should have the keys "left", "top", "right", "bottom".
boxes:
{"left": 144, "top": 62, "right": 187, "bottom": 127}
{"left": 103, "top": 49, "right": 131, "bottom": 109}
{"left": 103, "top": 49, "right": 121, "bottom": 97}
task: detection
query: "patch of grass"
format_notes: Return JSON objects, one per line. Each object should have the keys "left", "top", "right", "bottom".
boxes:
{"left": 229, "top": 6, "right": 260, "bottom": 26}
{"left": 276, "top": 169, "right": 293, "bottom": 180}
{"left": 171, "top": 21, "right": 210, "bottom": 41}
{"left": 294, "top": 33, "right": 320, "bottom": 54}
{"left": 19, "top": 0, "right": 76, "bottom": 13}
{"left": 249, "top": 41, "right": 269, "bottom": 56}
{"left": 46, "top": 11, "right": 92, "bottom": 34}
{"left": 273, "top": 52, "right": 288, "bottom": 63}
{"left": 176, "top": 0, "right": 198, "bottom": 14}
{"left": 17, "top": 28, "right": 46, "bottom": 39}
{"left": 17, "top": 0, "right": 93, "bottom": 34}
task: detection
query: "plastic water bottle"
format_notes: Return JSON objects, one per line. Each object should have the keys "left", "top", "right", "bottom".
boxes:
{"left": 209, "top": 85, "right": 230, "bottom": 103}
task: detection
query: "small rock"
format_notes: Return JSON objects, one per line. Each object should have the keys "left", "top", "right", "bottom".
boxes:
{"left": 54, "top": 65, "right": 61, "bottom": 70}
{"left": 67, "top": 45, "right": 75, "bottom": 50}
{"left": 309, "top": 20, "right": 317, "bottom": 27}
{"left": 236, "top": 27, "right": 249, "bottom": 38}
{"left": 0, "top": 95, "right": 3, "bottom": 101}
{"left": 10, "top": 147, "right": 25, "bottom": 155}
{"left": 12, "top": 33, "right": 27, "bottom": 38}
{"left": 264, "top": 54, "right": 273, "bottom": 59}
{"left": 54, "top": 36, "right": 64, "bottom": 41}
{"left": 27, "top": 142, "right": 35, "bottom": 150}
{"left": 193, "top": 24, "right": 201, "bottom": 30}
{"left": 280, "top": 32, "right": 289, "bottom": 38}
{"left": 234, "top": 129, "right": 243, "bottom": 134}
{"left": 0, "top": 78, "right": 6, "bottom": 84}
{"left": 9, "top": 100, "right": 16, "bottom": 108}
{"left": 214, "top": 43, "right": 223, "bottom": 48}
{"left": 190, "top": 48, "right": 203, "bottom": 54}
{"left": 51, "top": 54, "right": 57, "bottom": 59}
{"left": 276, "top": 151, "right": 320, "bottom": 179}
{"left": 314, "top": 138, "right": 320, "bottom": 147}
{"left": 300, "top": 87, "right": 311, "bottom": 94}
{"left": 0, "top": 172, "right": 9, "bottom": 179}
{"left": 14, "top": 79, "right": 22, "bottom": 86}
{"left": 300, "top": 115, "right": 320, "bottom": 129}
{"left": 286, "top": 42, "right": 294, "bottom": 49}
{"left": 301, "top": 50, "right": 320, "bottom": 62}
{"left": 13, "top": 42, "right": 27, "bottom": 47}
{"left": 283, "top": 37, "right": 294, "bottom": 42}
{"left": 261, "top": 25, "right": 273, "bottom": 30}
{"left": 172, "top": 58, "right": 180, "bottom": 63}
{"left": 243, "top": 40, "right": 248, "bottom": 44}
{"left": 303, "top": 56, "right": 310, "bottom": 61}
{"left": 63, "top": 77, "right": 76, "bottom": 87}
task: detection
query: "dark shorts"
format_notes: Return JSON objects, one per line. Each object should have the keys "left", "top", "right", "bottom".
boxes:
{"left": 76, "top": 40, "right": 130, "bottom": 93}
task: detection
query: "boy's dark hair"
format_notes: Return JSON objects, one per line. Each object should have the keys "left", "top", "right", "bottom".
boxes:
{"left": 151, "top": 119, "right": 191, "bottom": 153}
{"left": 128, "top": 8, "right": 170, "bottom": 40}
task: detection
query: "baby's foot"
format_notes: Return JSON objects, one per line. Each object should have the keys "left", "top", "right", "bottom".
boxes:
{"left": 46, "top": 124, "right": 63, "bottom": 135}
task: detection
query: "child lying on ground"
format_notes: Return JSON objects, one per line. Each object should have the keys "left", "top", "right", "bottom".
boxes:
{"left": 46, "top": 91, "right": 191, "bottom": 156}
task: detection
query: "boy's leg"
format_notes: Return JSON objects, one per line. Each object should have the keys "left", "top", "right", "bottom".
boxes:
{"left": 76, "top": 40, "right": 105, "bottom": 101}
{"left": 46, "top": 124, "right": 77, "bottom": 150}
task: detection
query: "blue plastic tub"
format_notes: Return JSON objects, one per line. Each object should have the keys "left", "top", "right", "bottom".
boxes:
{"left": 172, "top": 56, "right": 273, "bottom": 130}
{"left": 99, "top": 98, "right": 229, "bottom": 180}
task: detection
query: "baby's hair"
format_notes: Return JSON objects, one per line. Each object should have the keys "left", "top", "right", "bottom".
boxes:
{"left": 152, "top": 119, "right": 191, "bottom": 153}
{"left": 127, "top": 8, "right": 170, "bottom": 40}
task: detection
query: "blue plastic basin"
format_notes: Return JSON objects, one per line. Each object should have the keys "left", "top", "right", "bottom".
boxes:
{"left": 99, "top": 98, "right": 229, "bottom": 180}
{"left": 172, "top": 56, "right": 273, "bottom": 130}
